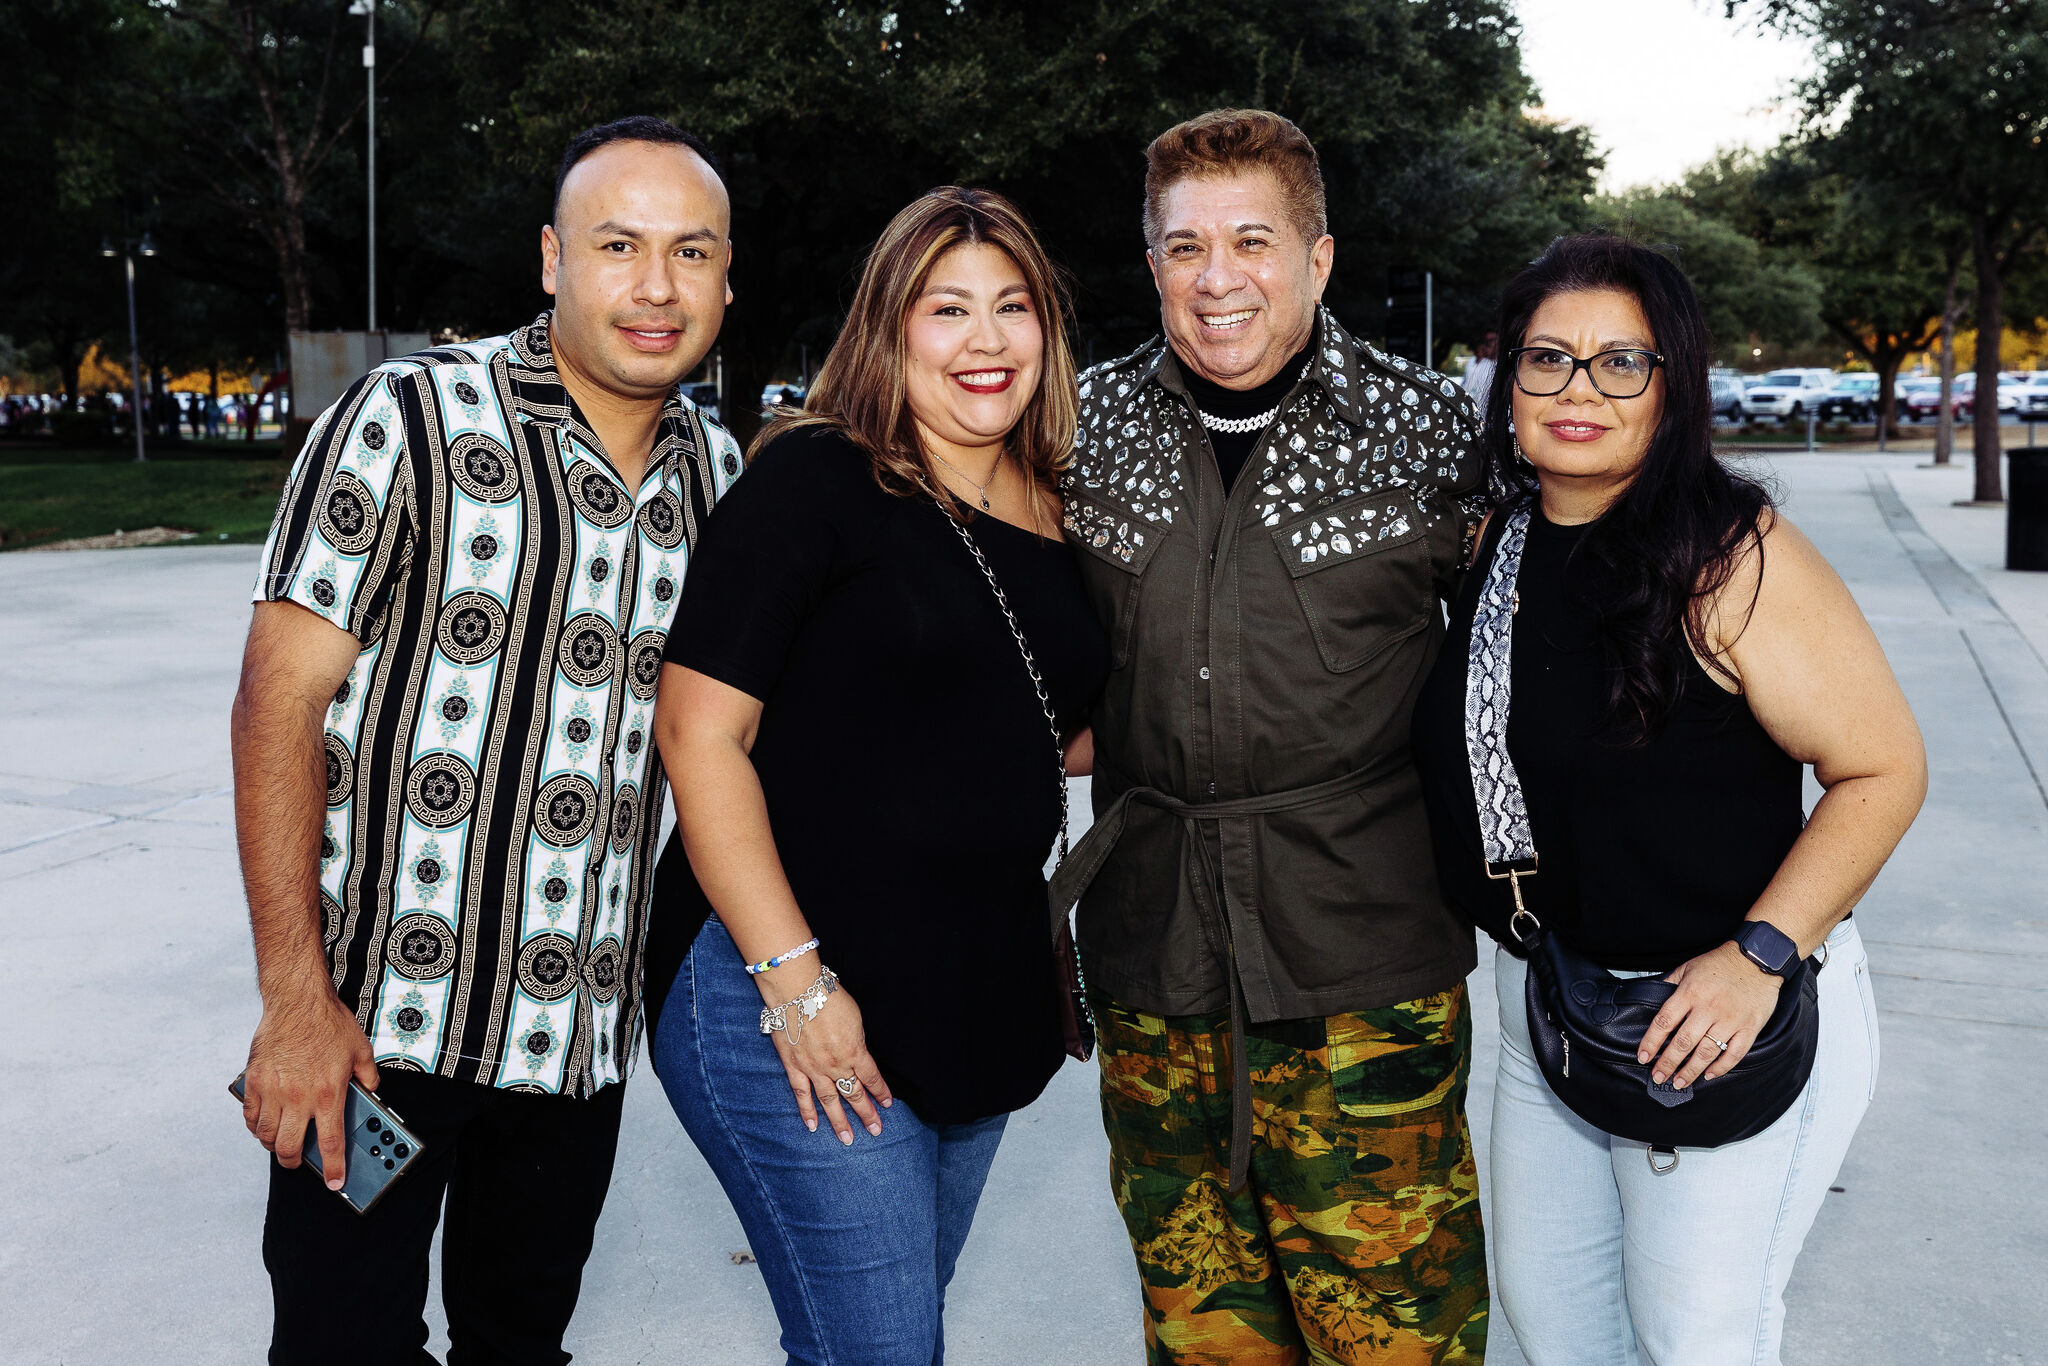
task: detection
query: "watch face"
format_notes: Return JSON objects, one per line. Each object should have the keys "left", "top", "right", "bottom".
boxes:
{"left": 1741, "top": 922, "right": 1797, "bottom": 974}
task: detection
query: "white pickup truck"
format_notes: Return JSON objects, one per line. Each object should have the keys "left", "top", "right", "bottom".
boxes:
{"left": 1742, "top": 368, "right": 1836, "bottom": 421}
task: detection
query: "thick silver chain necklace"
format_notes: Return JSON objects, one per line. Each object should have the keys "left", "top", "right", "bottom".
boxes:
{"left": 1192, "top": 360, "right": 1311, "bottom": 434}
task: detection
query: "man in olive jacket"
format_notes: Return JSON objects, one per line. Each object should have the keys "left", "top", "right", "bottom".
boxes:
{"left": 1053, "top": 109, "right": 1488, "bottom": 1364}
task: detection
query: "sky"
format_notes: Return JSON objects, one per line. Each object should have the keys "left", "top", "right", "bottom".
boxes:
{"left": 1514, "top": 0, "right": 1815, "bottom": 190}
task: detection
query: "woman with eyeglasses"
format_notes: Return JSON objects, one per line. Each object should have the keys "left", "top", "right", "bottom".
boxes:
{"left": 1409, "top": 234, "right": 1925, "bottom": 1363}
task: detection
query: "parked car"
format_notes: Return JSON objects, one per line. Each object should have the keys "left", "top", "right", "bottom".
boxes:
{"left": 1903, "top": 376, "right": 1948, "bottom": 421}
{"left": 1709, "top": 369, "right": 1747, "bottom": 421}
{"left": 1959, "top": 373, "right": 2020, "bottom": 419}
{"left": 2016, "top": 374, "right": 2048, "bottom": 418}
{"left": 681, "top": 381, "right": 722, "bottom": 422}
{"left": 759, "top": 382, "right": 806, "bottom": 413}
{"left": 1741, "top": 368, "right": 1836, "bottom": 421}
{"left": 1904, "top": 372, "right": 2019, "bottom": 421}
{"left": 1817, "top": 373, "right": 1884, "bottom": 422}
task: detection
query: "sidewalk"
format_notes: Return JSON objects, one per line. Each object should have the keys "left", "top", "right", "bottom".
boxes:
{"left": 1, "top": 448, "right": 2042, "bottom": 1364}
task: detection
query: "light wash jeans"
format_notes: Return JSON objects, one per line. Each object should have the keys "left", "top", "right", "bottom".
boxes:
{"left": 650, "top": 915, "right": 1009, "bottom": 1366}
{"left": 1490, "top": 918, "right": 1879, "bottom": 1366}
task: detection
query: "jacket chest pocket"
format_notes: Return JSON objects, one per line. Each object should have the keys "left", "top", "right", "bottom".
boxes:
{"left": 1269, "top": 490, "right": 1432, "bottom": 673}
{"left": 1065, "top": 494, "right": 1167, "bottom": 669}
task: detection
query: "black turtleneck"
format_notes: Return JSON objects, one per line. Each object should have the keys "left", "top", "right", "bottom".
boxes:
{"left": 1177, "top": 331, "right": 1319, "bottom": 492}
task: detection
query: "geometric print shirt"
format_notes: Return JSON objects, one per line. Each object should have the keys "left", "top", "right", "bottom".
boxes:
{"left": 253, "top": 310, "right": 742, "bottom": 1097}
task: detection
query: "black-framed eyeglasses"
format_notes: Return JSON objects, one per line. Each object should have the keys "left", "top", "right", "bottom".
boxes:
{"left": 1508, "top": 346, "right": 1664, "bottom": 399}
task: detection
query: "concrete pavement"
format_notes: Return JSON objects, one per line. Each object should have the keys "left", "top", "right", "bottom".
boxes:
{"left": 2, "top": 449, "right": 2042, "bottom": 1364}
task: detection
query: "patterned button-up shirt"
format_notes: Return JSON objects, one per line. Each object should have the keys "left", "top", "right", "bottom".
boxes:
{"left": 254, "top": 312, "right": 741, "bottom": 1095}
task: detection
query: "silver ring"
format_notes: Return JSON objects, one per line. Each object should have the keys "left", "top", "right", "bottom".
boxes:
{"left": 835, "top": 1076, "right": 860, "bottom": 1097}
{"left": 1706, "top": 1035, "right": 1729, "bottom": 1052}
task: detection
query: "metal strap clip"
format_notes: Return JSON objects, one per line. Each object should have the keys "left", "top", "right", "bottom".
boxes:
{"left": 1485, "top": 856, "right": 1542, "bottom": 946}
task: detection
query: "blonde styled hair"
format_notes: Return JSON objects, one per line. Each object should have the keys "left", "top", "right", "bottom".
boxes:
{"left": 753, "top": 186, "right": 1078, "bottom": 521}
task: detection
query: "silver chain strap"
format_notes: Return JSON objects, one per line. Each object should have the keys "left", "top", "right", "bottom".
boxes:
{"left": 943, "top": 512, "right": 1069, "bottom": 866}
{"left": 943, "top": 507, "right": 1093, "bottom": 1038}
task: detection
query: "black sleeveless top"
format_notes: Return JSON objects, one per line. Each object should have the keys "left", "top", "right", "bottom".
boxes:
{"left": 1411, "top": 506, "right": 1806, "bottom": 971}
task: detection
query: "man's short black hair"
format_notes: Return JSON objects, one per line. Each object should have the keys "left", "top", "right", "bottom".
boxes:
{"left": 552, "top": 116, "right": 721, "bottom": 224}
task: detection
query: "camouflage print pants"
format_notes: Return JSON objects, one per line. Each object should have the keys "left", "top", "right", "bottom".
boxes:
{"left": 1093, "top": 984, "right": 1489, "bottom": 1365}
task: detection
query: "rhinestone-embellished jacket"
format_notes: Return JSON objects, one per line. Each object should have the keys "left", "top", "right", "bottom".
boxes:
{"left": 1062, "top": 308, "right": 1483, "bottom": 1021}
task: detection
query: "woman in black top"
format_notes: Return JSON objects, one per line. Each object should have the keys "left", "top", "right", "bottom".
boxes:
{"left": 1411, "top": 235, "right": 1924, "bottom": 1364}
{"left": 646, "top": 188, "right": 1109, "bottom": 1365}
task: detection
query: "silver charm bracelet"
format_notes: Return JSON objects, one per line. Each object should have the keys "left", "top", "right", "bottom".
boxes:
{"left": 759, "top": 966, "right": 841, "bottom": 1044}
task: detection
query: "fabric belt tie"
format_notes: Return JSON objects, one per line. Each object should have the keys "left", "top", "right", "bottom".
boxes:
{"left": 1048, "top": 751, "right": 1413, "bottom": 1190}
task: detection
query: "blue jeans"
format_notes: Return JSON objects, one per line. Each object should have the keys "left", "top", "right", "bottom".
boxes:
{"left": 650, "top": 916, "right": 1010, "bottom": 1366}
{"left": 1489, "top": 919, "right": 1880, "bottom": 1366}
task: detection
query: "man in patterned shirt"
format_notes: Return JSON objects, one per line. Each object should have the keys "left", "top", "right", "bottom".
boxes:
{"left": 231, "top": 115, "right": 744, "bottom": 1363}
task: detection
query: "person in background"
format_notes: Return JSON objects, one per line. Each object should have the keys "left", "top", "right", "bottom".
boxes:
{"left": 1056, "top": 108, "right": 1491, "bottom": 1363}
{"left": 646, "top": 186, "right": 1110, "bottom": 1365}
{"left": 1412, "top": 232, "right": 1925, "bottom": 1364}
{"left": 1463, "top": 329, "right": 1499, "bottom": 422}
{"left": 231, "top": 114, "right": 740, "bottom": 1364}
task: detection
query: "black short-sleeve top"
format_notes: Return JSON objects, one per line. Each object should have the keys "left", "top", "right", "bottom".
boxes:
{"left": 646, "top": 424, "right": 1111, "bottom": 1123}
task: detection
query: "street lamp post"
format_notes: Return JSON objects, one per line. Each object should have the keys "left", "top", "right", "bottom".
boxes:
{"left": 101, "top": 233, "right": 157, "bottom": 463}
{"left": 349, "top": 0, "right": 377, "bottom": 331}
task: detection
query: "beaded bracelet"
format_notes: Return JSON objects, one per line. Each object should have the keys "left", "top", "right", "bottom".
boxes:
{"left": 744, "top": 936, "right": 820, "bottom": 976}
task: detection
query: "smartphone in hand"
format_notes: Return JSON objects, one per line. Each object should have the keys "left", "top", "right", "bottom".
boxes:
{"left": 229, "top": 1071, "right": 424, "bottom": 1214}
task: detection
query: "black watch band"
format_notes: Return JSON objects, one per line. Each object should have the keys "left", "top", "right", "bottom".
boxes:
{"left": 1734, "top": 920, "right": 1799, "bottom": 979}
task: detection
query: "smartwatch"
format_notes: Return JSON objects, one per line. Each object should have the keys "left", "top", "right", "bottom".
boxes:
{"left": 1733, "top": 920, "right": 1799, "bottom": 979}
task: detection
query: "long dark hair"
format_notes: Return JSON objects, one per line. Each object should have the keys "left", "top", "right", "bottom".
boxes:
{"left": 1481, "top": 233, "right": 1771, "bottom": 738}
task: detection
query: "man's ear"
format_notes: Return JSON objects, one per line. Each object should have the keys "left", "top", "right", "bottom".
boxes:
{"left": 1146, "top": 248, "right": 1163, "bottom": 298}
{"left": 724, "top": 237, "right": 736, "bottom": 307}
{"left": 1308, "top": 234, "right": 1335, "bottom": 301}
{"left": 540, "top": 225, "right": 562, "bottom": 297}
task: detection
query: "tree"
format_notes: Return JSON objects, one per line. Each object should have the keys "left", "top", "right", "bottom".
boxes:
{"left": 1742, "top": 0, "right": 2048, "bottom": 501}
{"left": 0, "top": 0, "right": 147, "bottom": 401}
{"left": 1587, "top": 180, "right": 1822, "bottom": 363}
{"left": 130, "top": 0, "right": 448, "bottom": 338}
{"left": 1746, "top": 150, "right": 1961, "bottom": 442}
{"left": 447, "top": 0, "right": 1600, "bottom": 443}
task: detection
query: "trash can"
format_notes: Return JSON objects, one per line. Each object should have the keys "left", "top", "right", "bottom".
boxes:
{"left": 2011, "top": 448, "right": 2048, "bottom": 571}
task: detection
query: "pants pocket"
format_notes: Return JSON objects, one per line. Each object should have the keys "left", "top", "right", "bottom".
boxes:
{"left": 1325, "top": 985, "right": 1470, "bottom": 1119}
{"left": 1854, "top": 952, "right": 1881, "bottom": 1103}
{"left": 1091, "top": 992, "right": 1181, "bottom": 1112}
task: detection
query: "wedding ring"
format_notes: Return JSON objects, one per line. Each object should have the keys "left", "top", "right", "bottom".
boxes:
{"left": 1706, "top": 1035, "right": 1729, "bottom": 1052}
{"left": 835, "top": 1076, "right": 861, "bottom": 1097}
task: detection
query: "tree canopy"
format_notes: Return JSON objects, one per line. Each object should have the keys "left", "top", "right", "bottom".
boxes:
{"left": 5, "top": 0, "right": 1602, "bottom": 442}
{"left": 1739, "top": 0, "right": 2048, "bottom": 496}
{"left": 447, "top": 0, "right": 1603, "bottom": 436}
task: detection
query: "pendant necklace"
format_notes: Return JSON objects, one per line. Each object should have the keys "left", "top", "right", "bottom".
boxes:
{"left": 930, "top": 449, "right": 1006, "bottom": 511}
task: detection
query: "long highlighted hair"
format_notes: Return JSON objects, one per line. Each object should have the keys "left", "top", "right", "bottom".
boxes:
{"left": 753, "top": 186, "right": 1078, "bottom": 522}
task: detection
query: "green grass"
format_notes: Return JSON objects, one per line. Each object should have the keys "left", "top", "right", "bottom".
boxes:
{"left": 0, "top": 443, "right": 291, "bottom": 549}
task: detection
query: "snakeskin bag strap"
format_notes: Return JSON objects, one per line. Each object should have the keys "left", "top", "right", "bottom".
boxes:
{"left": 944, "top": 510, "right": 1097, "bottom": 1060}
{"left": 1465, "top": 498, "right": 1542, "bottom": 940}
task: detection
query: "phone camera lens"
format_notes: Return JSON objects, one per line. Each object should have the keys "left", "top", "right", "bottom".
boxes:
{"left": 393, "top": 1144, "right": 409, "bottom": 1158}
{"left": 384, "top": 1159, "right": 396, "bottom": 1170}
{"left": 366, "top": 1118, "right": 383, "bottom": 1133}
{"left": 369, "top": 1145, "right": 382, "bottom": 1157}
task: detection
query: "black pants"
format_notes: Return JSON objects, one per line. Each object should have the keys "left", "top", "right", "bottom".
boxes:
{"left": 262, "top": 1069, "right": 626, "bottom": 1366}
